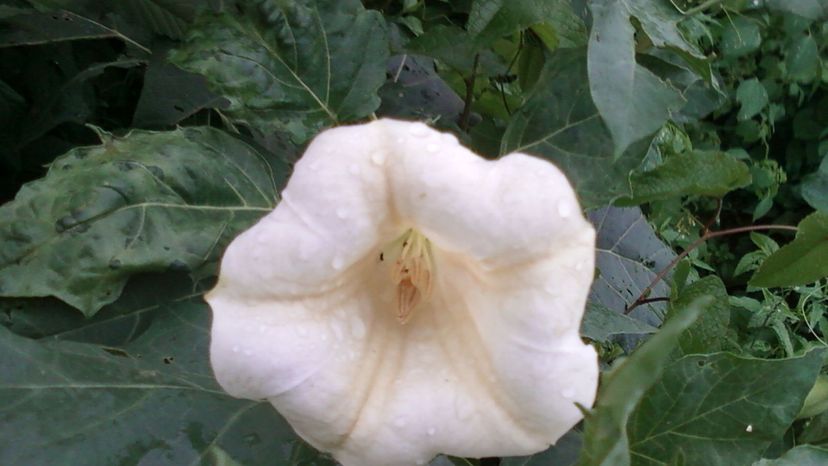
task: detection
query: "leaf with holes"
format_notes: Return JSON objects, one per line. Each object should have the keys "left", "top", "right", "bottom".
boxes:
{"left": 0, "top": 127, "right": 285, "bottom": 316}
{"left": 168, "top": 0, "right": 388, "bottom": 142}
{"left": 0, "top": 290, "right": 334, "bottom": 465}
{"left": 587, "top": 207, "right": 676, "bottom": 342}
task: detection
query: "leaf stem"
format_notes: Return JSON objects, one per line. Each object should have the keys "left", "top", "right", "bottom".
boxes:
{"left": 459, "top": 54, "right": 480, "bottom": 132}
{"left": 624, "top": 224, "right": 799, "bottom": 315}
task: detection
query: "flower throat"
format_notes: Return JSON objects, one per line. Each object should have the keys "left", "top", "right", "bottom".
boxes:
{"left": 385, "top": 229, "right": 434, "bottom": 324}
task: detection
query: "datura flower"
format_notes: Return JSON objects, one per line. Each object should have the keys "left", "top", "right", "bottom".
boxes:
{"left": 207, "top": 119, "right": 598, "bottom": 465}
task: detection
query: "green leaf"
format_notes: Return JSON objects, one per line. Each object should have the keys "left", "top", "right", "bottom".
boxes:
{"left": 0, "top": 127, "right": 285, "bottom": 315}
{"left": 668, "top": 275, "right": 730, "bottom": 357}
{"left": 582, "top": 303, "right": 657, "bottom": 343}
{"left": 623, "top": 150, "right": 752, "bottom": 204}
{"left": 501, "top": 48, "right": 653, "bottom": 208}
{"left": 587, "top": 0, "right": 691, "bottom": 156}
{"left": 786, "top": 35, "right": 820, "bottom": 83}
{"left": 466, "top": 0, "right": 586, "bottom": 47}
{"left": 577, "top": 300, "right": 704, "bottom": 466}
{"left": 169, "top": 0, "right": 388, "bottom": 142}
{"left": 588, "top": 207, "right": 677, "bottom": 338}
{"left": 720, "top": 16, "right": 762, "bottom": 58}
{"left": 750, "top": 212, "right": 828, "bottom": 287}
{"left": 766, "top": 0, "right": 828, "bottom": 20}
{"left": 754, "top": 446, "right": 828, "bottom": 466}
{"left": 0, "top": 289, "right": 333, "bottom": 465}
{"left": 802, "top": 155, "right": 828, "bottom": 212}
{"left": 736, "top": 78, "right": 769, "bottom": 121}
{"left": 132, "top": 61, "right": 228, "bottom": 128}
{"left": 627, "top": 349, "right": 825, "bottom": 466}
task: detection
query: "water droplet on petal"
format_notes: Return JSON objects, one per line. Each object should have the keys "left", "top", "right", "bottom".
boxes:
{"left": 557, "top": 201, "right": 573, "bottom": 218}
{"left": 370, "top": 152, "right": 386, "bottom": 165}
{"left": 332, "top": 255, "right": 345, "bottom": 270}
{"left": 336, "top": 207, "right": 349, "bottom": 219}
{"left": 257, "top": 325, "right": 266, "bottom": 334}
{"left": 561, "top": 388, "right": 576, "bottom": 399}
{"left": 394, "top": 417, "right": 407, "bottom": 427}
{"left": 426, "top": 143, "right": 439, "bottom": 153}
{"left": 427, "top": 427, "right": 436, "bottom": 436}
{"left": 232, "top": 345, "right": 240, "bottom": 353}
{"left": 243, "top": 349, "right": 253, "bottom": 356}
{"left": 297, "top": 327, "right": 308, "bottom": 337}
{"left": 308, "top": 161, "right": 320, "bottom": 171}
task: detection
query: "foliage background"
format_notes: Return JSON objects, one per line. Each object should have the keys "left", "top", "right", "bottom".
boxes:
{"left": 0, "top": 0, "right": 827, "bottom": 464}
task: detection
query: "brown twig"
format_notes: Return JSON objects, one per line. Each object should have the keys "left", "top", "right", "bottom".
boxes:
{"left": 624, "top": 224, "right": 799, "bottom": 315}
{"left": 459, "top": 54, "right": 480, "bottom": 132}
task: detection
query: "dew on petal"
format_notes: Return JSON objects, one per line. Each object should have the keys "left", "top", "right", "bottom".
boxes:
{"left": 427, "top": 427, "right": 436, "bottom": 436}
{"left": 308, "top": 161, "right": 320, "bottom": 171}
{"left": 331, "top": 255, "right": 345, "bottom": 270}
{"left": 561, "top": 388, "right": 576, "bottom": 399}
{"left": 231, "top": 345, "right": 240, "bottom": 353}
{"left": 425, "top": 143, "right": 439, "bottom": 153}
{"left": 336, "top": 207, "right": 349, "bottom": 219}
{"left": 370, "top": 151, "right": 386, "bottom": 165}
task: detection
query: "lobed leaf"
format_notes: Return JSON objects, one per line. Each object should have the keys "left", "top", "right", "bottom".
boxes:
{"left": 168, "top": 0, "right": 388, "bottom": 142}
{"left": 0, "top": 127, "right": 285, "bottom": 315}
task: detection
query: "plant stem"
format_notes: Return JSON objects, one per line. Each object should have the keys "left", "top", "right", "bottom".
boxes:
{"left": 624, "top": 224, "right": 799, "bottom": 315}
{"left": 459, "top": 54, "right": 480, "bottom": 132}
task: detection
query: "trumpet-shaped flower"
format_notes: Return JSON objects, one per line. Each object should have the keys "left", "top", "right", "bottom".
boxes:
{"left": 207, "top": 119, "right": 598, "bottom": 465}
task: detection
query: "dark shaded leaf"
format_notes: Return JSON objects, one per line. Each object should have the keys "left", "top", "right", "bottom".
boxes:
{"left": 0, "top": 291, "right": 333, "bottom": 465}
{"left": 466, "top": 0, "right": 586, "bottom": 47}
{"left": 0, "top": 10, "right": 116, "bottom": 47}
{"left": 668, "top": 275, "right": 730, "bottom": 357}
{"left": 802, "top": 155, "right": 828, "bottom": 212}
{"left": 132, "top": 61, "right": 228, "bottom": 128}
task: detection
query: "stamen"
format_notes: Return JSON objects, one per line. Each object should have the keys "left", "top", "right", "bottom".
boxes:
{"left": 386, "top": 229, "right": 434, "bottom": 324}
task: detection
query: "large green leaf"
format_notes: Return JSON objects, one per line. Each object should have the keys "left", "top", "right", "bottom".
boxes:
{"left": 168, "top": 0, "right": 388, "bottom": 142}
{"left": 0, "top": 10, "right": 119, "bottom": 46}
{"left": 627, "top": 350, "right": 824, "bottom": 465}
{"left": 623, "top": 150, "right": 752, "bottom": 204}
{"left": 587, "top": 0, "right": 693, "bottom": 156}
{"left": 501, "top": 49, "right": 652, "bottom": 208}
{"left": 750, "top": 212, "right": 828, "bottom": 287}
{"left": 577, "top": 301, "right": 704, "bottom": 466}
{"left": 0, "top": 127, "right": 284, "bottom": 316}
{"left": 0, "top": 285, "right": 333, "bottom": 465}
{"left": 754, "top": 446, "right": 828, "bottom": 465}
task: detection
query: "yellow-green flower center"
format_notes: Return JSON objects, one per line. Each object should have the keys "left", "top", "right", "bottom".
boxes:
{"left": 384, "top": 229, "right": 434, "bottom": 324}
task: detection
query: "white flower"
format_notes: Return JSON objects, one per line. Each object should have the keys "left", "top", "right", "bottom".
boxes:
{"left": 206, "top": 119, "right": 598, "bottom": 466}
